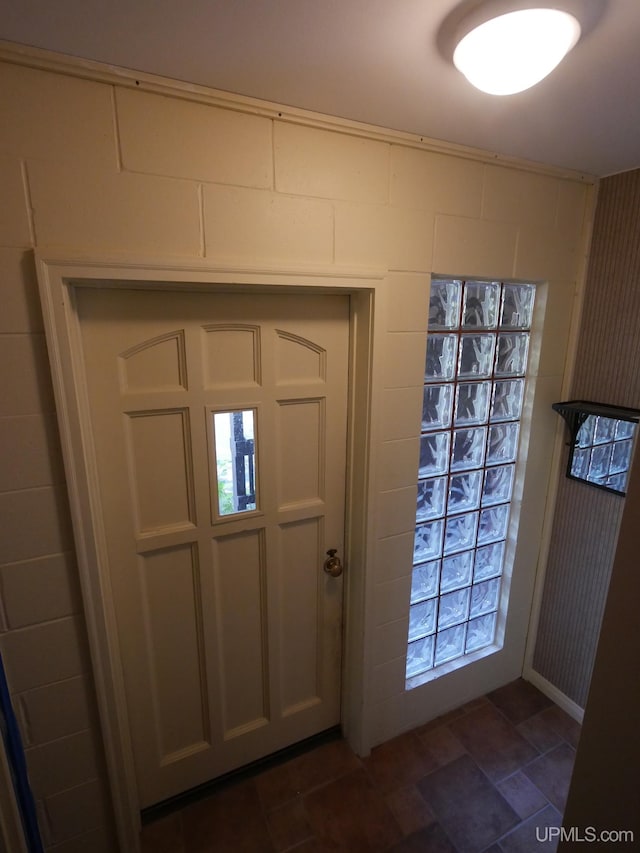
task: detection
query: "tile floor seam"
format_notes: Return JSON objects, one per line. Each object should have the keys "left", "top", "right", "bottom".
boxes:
{"left": 308, "top": 760, "right": 366, "bottom": 796}
{"left": 486, "top": 696, "right": 543, "bottom": 732}
{"left": 490, "top": 802, "right": 564, "bottom": 853}
{"left": 452, "top": 703, "right": 548, "bottom": 786}
{"left": 415, "top": 756, "right": 521, "bottom": 852}
{"left": 384, "top": 802, "right": 412, "bottom": 849}
{"left": 504, "top": 758, "right": 555, "bottom": 805}
{"left": 436, "top": 817, "right": 461, "bottom": 853}
{"left": 280, "top": 837, "right": 313, "bottom": 853}
{"left": 287, "top": 843, "right": 312, "bottom": 852}
{"left": 454, "top": 742, "right": 528, "bottom": 794}
{"left": 517, "top": 734, "right": 562, "bottom": 756}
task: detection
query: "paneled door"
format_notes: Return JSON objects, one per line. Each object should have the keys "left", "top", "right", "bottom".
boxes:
{"left": 76, "top": 287, "right": 349, "bottom": 808}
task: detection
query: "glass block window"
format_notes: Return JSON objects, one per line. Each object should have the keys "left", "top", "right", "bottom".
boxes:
{"left": 406, "top": 279, "right": 535, "bottom": 687}
{"left": 570, "top": 413, "right": 637, "bottom": 493}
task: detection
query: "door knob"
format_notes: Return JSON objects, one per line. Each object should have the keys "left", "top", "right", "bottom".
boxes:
{"left": 323, "top": 549, "right": 343, "bottom": 577}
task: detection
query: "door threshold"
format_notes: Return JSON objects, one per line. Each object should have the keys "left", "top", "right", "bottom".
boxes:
{"left": 141, "top": 725, "right": 342, "bottom": 825}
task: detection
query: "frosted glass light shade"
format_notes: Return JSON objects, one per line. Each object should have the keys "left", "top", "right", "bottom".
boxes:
{"left": 453, "top": 8, "right": 581, "bottom": 95}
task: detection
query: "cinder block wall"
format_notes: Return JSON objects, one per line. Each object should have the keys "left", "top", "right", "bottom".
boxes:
{"left": 0, "top": 49, "right": 593, "bottom": 851}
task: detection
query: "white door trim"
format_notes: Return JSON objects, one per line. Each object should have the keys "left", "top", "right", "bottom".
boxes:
{"left": 35, "top": 252, "right": 383, "bottom": 853}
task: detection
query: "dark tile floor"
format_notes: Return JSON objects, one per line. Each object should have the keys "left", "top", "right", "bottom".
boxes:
{"left": 140, "top": 679, "right": 581, "bottom": 853}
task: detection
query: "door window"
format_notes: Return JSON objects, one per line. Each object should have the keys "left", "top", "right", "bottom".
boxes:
{"left": 212, "top": 409, "right": 257, "bottom": 515}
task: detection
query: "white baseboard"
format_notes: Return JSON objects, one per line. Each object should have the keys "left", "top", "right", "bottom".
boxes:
{"left": 524, "top": 666, "right": 584, "bottom": 724}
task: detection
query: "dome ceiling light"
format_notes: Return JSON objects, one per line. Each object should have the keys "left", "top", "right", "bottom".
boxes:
{"left": 438, "top": 1, "right": 605, "bottom": 97}
{"left": 454, "top": 8, "right": 580, "bottom": 95}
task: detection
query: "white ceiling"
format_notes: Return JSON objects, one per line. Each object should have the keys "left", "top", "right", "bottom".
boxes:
{"left": 1, "top": 0, "right": 639, "bottom": 177}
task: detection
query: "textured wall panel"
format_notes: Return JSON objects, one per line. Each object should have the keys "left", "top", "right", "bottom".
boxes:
{"left": 534, "top": 169, "right": 640, "bottom": 707}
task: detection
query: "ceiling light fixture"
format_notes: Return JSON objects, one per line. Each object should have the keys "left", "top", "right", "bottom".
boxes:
{"left": 452, "top": 7, "right": 581, "bottom": 95}
{"left": 436, "top": 1, "right": 605, "bottom": 98}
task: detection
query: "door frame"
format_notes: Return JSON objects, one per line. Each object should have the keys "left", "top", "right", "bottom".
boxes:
{"left": 0, "top": 735, "right": 29, "bottom": 853}
{"left": 36, "top": 252, "right": 384, "bottom": 852}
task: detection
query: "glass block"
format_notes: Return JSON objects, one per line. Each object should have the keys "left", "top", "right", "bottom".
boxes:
{"left": 487, "top": 423, "right": 519, "bottom": 465}
{"left": 441, "top": 550, "right": 474, "bottom": 593}
{"left": 588, "top": 444, "right": 612, "bottom": 483}
{"left": 478, "top": 504, "right": 510, "bottom": 546}
{"left": 448, "top": 471, "right": 482, "bottom": 513}
{"left": 444, "top": 512, "right": 478, "bottom": 555}
{"left": 610, "top": 439, "right": 633, "bottom": 476}
{"left": 482, "top": 465, "right": 515, "bottom": 506}
{"left": 576, "top": 415, "right": 596, "bottom": 448}
{"left": 466, "top": 612, "right": 497, "bottom": 653}
{"left": 413, "top": 519, "right": 444, "bottom": 564}
{"left": 416, "top": 477, "right": 447, "bottom": 522}
{"left": 429, "top": 280, "right": 461, "bottom": 330}
{"left": 419, "top": 432, "right": 451, "bottom": 478}
{"left": 422, "top": 384, "right": 453, "bottom": 432}
{"left": 593, "top": 416, "right": 617, "bottom": 445}
{"left": 570, "top": 446, "right": 589, "bottom": 479}
{"left": 470, "top": 578, "right": 501, "bottom": 618}
{"left": 473, "top": 541, "right": 505, "bottom": 582}
{"left": 490, "top": 379, "right": 524, "bottom": 422}
{"left": 606, "top": 472, "right": 627, "bottom": 492}
{"left": 615, "top": 419, "right": 636, "bottom": 441}
{"left": 454, "top": 382, "right": 491, "bottom": 426}
{"left": 500, "top": 284, "right": 535, "bottom": 329}
{"left": 435, "top": 623, "right": 466, "bottom": 665}
{"left": 451, "top": 427, "right": 486, "bottom": 472}
{"left": 458, "top": 334, "right": 496, "bottom": 380}
{"left": 408, "top": 599, "right": 437, "bottom": 640}
{"left": 425, "top": 334, "right": 458, "bottom": 383}
{"left": 462, "top": 282, "right": 499, "bottom": 329}
{"left": 438, "top": 587, "right": 470, "bottom": 630}
{"left": 411, "top": 560, "right": 440, "bottom": 603}
{"left": 406, "top": 635, "right": 434, "bottom": 678}
{"left": 495, "top": 333, "right": 529, "bottom": 377}
{"left": 408, "top": 280, "right": 533, "bottom": 677}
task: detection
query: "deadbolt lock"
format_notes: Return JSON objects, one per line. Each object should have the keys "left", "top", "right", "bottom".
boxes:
{"left": 323, "top": 549, "right": 343, "bottom": 577}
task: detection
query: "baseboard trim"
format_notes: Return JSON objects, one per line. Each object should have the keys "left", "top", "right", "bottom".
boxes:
{"left": 524, "top": 666, "right": 584, "bottom": 724}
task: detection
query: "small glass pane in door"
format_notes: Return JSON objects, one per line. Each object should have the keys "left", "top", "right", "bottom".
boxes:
{"left": 213, "top": 410, "right": 257, "bottom": 515}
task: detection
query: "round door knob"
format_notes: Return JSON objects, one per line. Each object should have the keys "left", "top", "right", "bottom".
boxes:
{"left": 323, "top": 549, "right": 343, "bottom": 577}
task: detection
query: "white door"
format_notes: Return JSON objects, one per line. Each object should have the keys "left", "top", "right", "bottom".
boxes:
{"left": 76, "top": 287, "right": 349, "bottom": 808}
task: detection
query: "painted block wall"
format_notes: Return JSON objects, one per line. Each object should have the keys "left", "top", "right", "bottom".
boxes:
{"left": 0, "top": 48, "right": 593, "bottom": 851}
